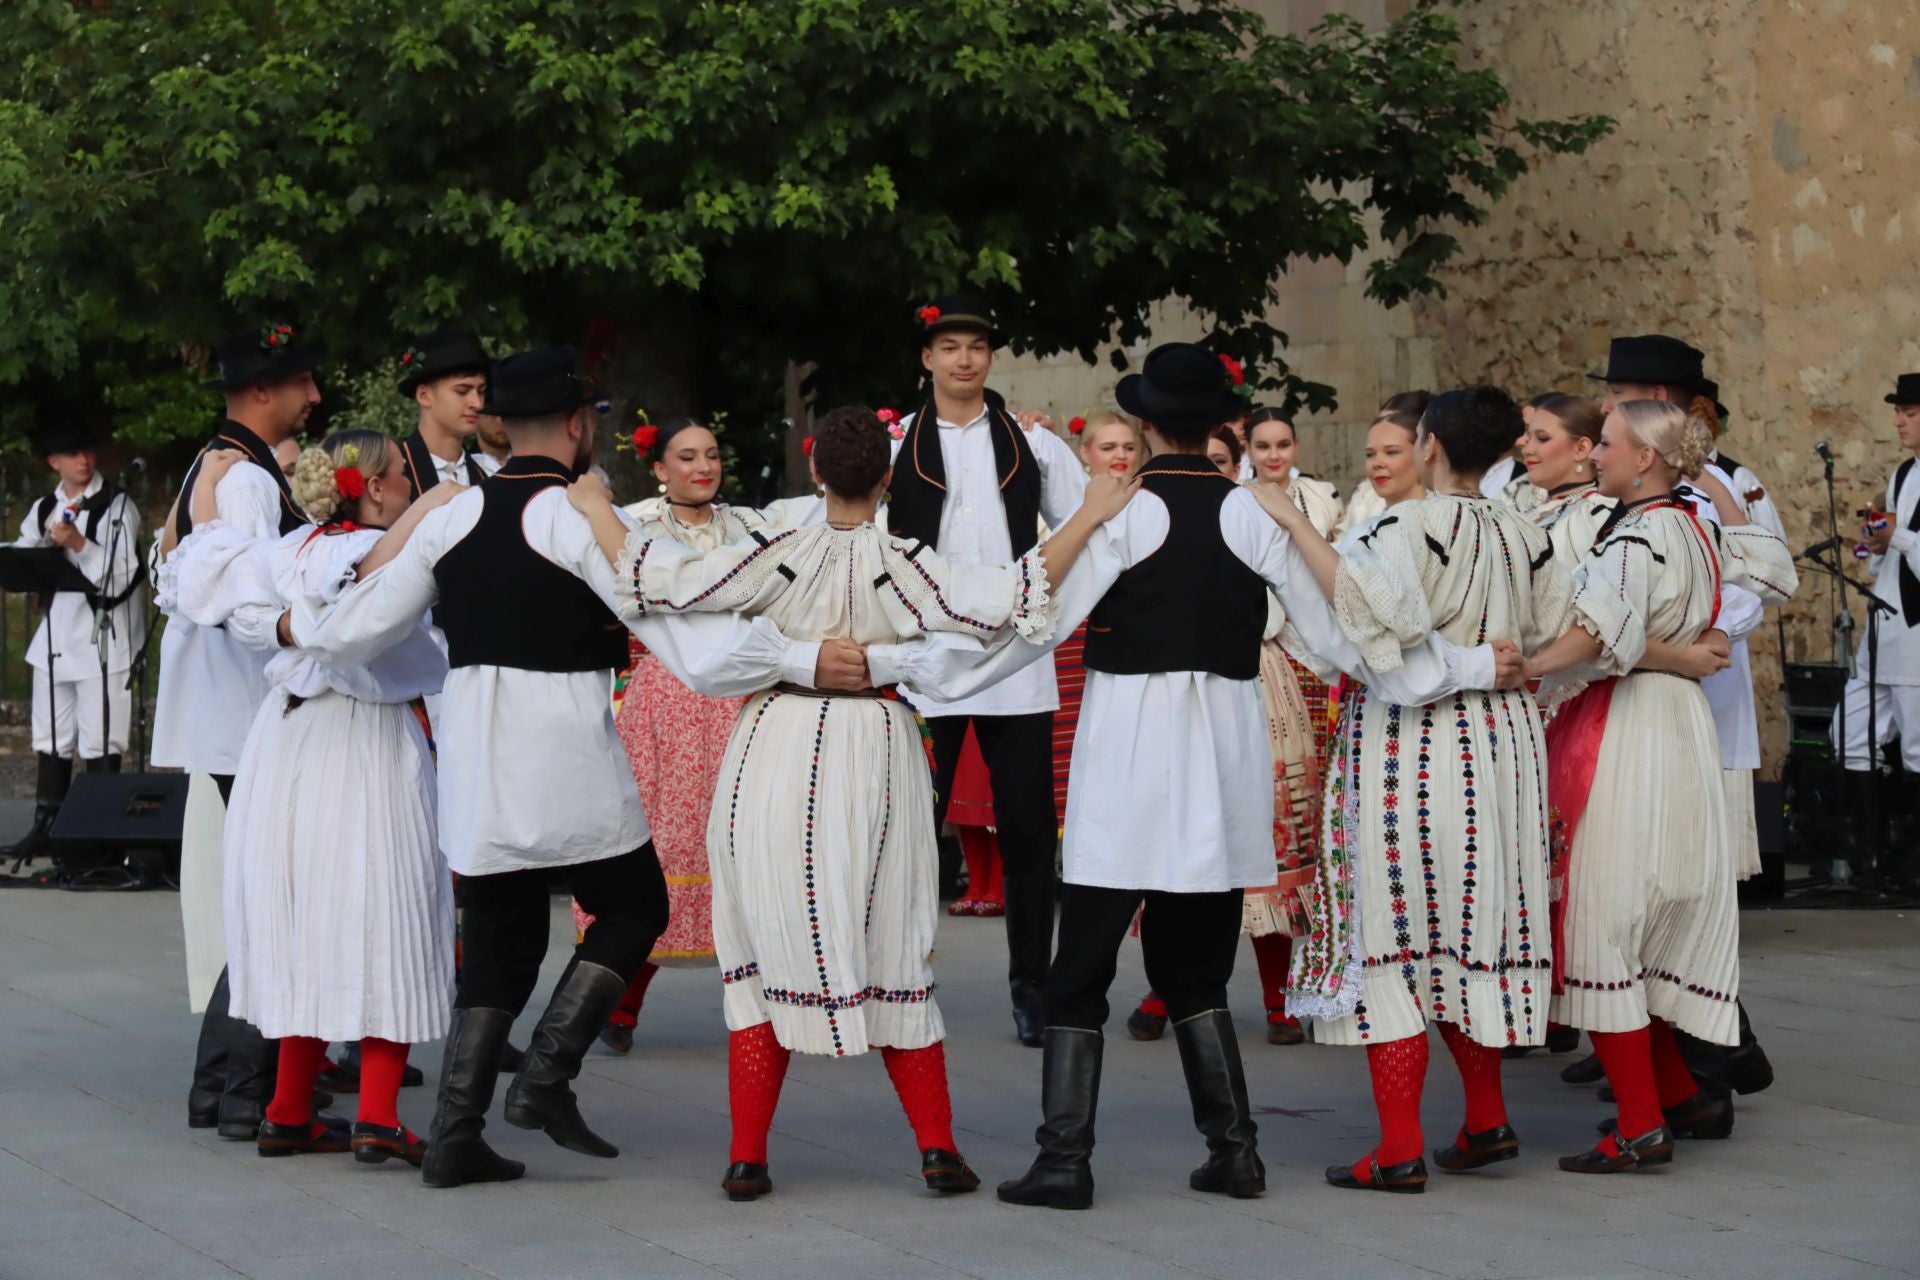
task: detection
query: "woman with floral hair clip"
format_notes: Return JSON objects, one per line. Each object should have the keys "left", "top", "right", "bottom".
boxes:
{"left": 160, "top": 430, "right": 463, "bottom": 1166}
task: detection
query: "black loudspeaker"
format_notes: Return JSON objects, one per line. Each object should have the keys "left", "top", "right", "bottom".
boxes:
{"left": 1741, "top": 778, "right": 1787, "bottom": 903}
{"left": 49, "top": 772, "right": 188, "bottom": 885}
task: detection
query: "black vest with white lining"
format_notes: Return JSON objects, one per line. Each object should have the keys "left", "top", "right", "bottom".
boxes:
{"left": 432, "top": 457, "right": 628, "bottom": 672}
{"left": 1082, "top": 453, "right": 1266, "bottom": 681}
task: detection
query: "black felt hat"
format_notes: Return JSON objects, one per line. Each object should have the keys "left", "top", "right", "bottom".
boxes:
{"left": 916, "top": 293, "right": 1007, "bottom": 349}
{"left": 478, "top": 347, "right": 590, "bottom": 419}
{"left": 1697, "top": 376, "right": 1730, "bottom": 423}
{"left": 1114, "top": 343, "right": 1248, "bottom": 432}
{"left": 1587, "top": 334, "right": 1706, "bottom": 393}
{"left": 33, "top": 421, "right": 93, "bottom": 455}
{"left": 204, "top": 322, "right": 327, "bottom": 390}
{"left": 396, "top": 328, "right": 490, "bottom": 396}
{"left": 1886, "top": 373, "right": 1920, "bottom": 406}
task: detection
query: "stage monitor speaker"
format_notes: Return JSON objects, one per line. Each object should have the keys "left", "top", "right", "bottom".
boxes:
{"left": 1741, "top": 778, "right": 1787, "bottom": 903}
{"left": 50, "top": 772, "right": 188, "bottom": 850}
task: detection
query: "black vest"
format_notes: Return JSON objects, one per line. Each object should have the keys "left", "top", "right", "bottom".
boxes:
{"left": 1082, "top": 454, "right": 1267, "bottom": 680}
{"left": 887, "top": 389, "right": 1043, "bottom": 557}
{"left": 35, "top": 480, "right": 147, "bottom": 610}
{"left": 399, "top": 430, "right": 487, "bottom": 497}
{"left": 432, "top": 457, "right": 628, "bottom": 673}
{"left": 1895, "top": 458, "right": 1919, "bottom": 626}
{"left": 176, "top": 420, "right": 308, "bottom": 539}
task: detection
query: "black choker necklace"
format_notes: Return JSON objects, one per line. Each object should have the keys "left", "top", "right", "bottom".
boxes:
{"left": 668, "top": 497, "right": 715, "bottom": 511}
{"left": 1547, "top": 479, "right": 1595, "bottom": 498}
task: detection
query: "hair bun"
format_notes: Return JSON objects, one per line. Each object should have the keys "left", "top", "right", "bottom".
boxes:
{"left": 291, "top": 446, "right": 340, "bottom": 521}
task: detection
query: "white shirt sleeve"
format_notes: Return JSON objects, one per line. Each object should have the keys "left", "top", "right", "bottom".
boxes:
{"left": 1716, "top": 583, "right": 1766, "bottom": 643}
{"left": 296, "top": 504, "right": 449, "bottom": 665}
{"left": 1030, "top": 427, "right": 1090, "bottom": 529}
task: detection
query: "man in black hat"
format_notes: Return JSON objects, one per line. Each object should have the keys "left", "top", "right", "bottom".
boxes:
{"left": 1831, "top": 374, "right": 1920, "bottom": 849}
{"left": 299, "top": 346, "right": 863, "bottom": 1188}
{"left": 867, "top": 342, "right": 1517, "bottom": 1208}
{"left": 0, "top": 421, "right": 147, "bottom": 865}
{"left": 395, "top": 327, "right": 493, "bottom": 492}
{"left": 153, "top": 323, "right": 321, "bottom": 1138}
{"left": 889, "top": 294, "right": 1089, "bottom": 1048}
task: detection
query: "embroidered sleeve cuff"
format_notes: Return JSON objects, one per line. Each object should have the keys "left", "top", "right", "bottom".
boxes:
{"left": 612, "top": 533, "right": 655, "bottom": 620}
{"left": 1008, "top": 548, "right": 1056, "bottom": 643}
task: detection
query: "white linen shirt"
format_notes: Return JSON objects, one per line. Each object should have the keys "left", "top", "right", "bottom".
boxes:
{"left": 888, "top": 409, "right": 1086, "bottom": 718}
{"left": 1693, "top": 463, "right": 1771, "bottom": 768}
{"left": 868, "top": 485, "right": 1495, "bottom": 894}
{"left": 14, "top": 473, "right": 147, "bottom": 676}
{"left": 151, "top": 462, "right": 290, "bottom": 774}
{"left": 297, "top": 483, "right": 823, "bottom": 876}
{"left": 1858, "top": 456, "right": 1920, "bottom": 685}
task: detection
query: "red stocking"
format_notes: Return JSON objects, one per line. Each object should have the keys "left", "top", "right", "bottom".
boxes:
{"left": 354, "top": 1037, "right": 411, "bottom": 1132}
{"left": 1648, "top": 1017, "right": 1698, "bottom": 1108}
{"left": 958, "top": 828, "right": 1002, "bottom": 908}
{"left": 881, "top": 1042, "right": 958, "bottom": 1153}
{"left": 609, "top": 962, "right": 659, "bottom": 1031}
{"left": 1359, "top": 1032, "right": 1429, "bottom": 1172}
{"left": 982, "top": 835, "right": 1004, "bottom": 906}
{"left": 1436, "top": 1020, "right": 1508, "bottom": 1135}
{"left": 1250, "top": 933, "right": 1298, "bottom": 1026}
{"left": 727, "top": 1022, "right": 791, "bottom": 1164}
{"left": 1590, "top": 1026, "right": 1661, "bottom": 1152}
{"left": 1137, "top": 992, "right": 1168, "bottom": 1018}
{"left": 264, "top": 1035, "right": 329, "bottom": 1130}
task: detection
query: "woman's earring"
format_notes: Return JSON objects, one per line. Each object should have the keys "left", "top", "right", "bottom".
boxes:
{"left": 1632, "top": 475, "right": 1642, "bottom": 489}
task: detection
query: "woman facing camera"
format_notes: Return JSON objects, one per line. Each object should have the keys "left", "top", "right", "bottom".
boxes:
{"left": 159, "top": 432, "right": 459, "bottom": 1167}
{"left": 1523, "top": 400, "right": 1794, "bottom": 1174}
{"left": 1333, "top": 407, "right": 1427, "bottom": 540}
{"left": 567, "top": 405, "right": 1134, "bottom": 1202}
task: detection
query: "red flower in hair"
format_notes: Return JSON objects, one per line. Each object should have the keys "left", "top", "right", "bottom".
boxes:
{"left": 1068, "top": 416, "right": 1088, "bottom": 435}
{"left": 801, "top": 435, "right": 815, "bottom": 456}
{"left": 334, "top": 466, "right": 366, "bottom": 500}
{"left": 916, "top": 305, "right": 942, "bottom": 326}
{"left": 632, "top": 424, "right": 659, "bottom": 453}
{"left": 875, "top": 407, "right": 899, "bottom": 425}
{"left": 1218, "top": 353, "right": 1245, "bottom": 386}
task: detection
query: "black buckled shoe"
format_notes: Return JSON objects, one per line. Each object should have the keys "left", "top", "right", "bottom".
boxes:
{"left": 1325, "top": 1153, "right": 1428, "bottom": 1193}
{"left": 1126, "top": 1005, "right": 1168, "bottom": 1042}
{"left": 1264, "top": 1018, "right": 1305, "bottom": 1047}
{"left": 1558, "top": 1125, "right": 1674, "bottom": 1173}
{"left": 352, "top": 1121, "right": 429, "bottom": 1167}
{"left": 1595, "top": 1087, "right": 1733, "bottom": 1140}
{"left": 504, "top": 961, "right": 629, "bottom": 1158}
{"left": 1433, "top": 1124, "right": 1520, "bottom": 1172}
{"left": 1174, "top": 1010, "right": 1264, "bottom": 1198}
{"left": 723, "top": 1161, "right": 772, "bottom": 1202}
{"left": 998, "top": 1027, "right": 1102, "bottom": 1211}
{"left": 921, "top": 1148, "right": 981, "bottom": 1193}
{"left": 1560, "top": 1052, "right": 1604, "bottom": 1085}
{"left": 598, "top": 1021, "right": 634, "bottom": 1056}
{"left": 316, "top": 1056, "right": 360, "bottom": 1094}
{"left": 257, "top": 1114, "right": 353, "bottom": 1157}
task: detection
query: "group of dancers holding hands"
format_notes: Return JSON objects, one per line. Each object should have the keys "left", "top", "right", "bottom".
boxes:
{"left": 153, "top": 301, "right": 1799, "bottom": 1209}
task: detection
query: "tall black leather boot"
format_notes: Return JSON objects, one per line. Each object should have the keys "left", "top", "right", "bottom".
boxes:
{"left": 421, "top": 1007, "right": 526, "bottom": 1188}
{"left": 215, "top": 970, "right": 282, "bottom": 1139}
{"left": 5, "top": 753, "right": 71, "bottom": 868}
{"left": 188, "top": 970, "right": 233, "bottom": 1129}
{"left": 503, "top": 961, "right": 628, "bottom": 1157}
{"left": 1003, "top": 871, "right": 1054, "bottom": 1048}
{"left": 996, "top": 1027, "right": 1102, "bottom": 1210}
{"left": 1173, "top": 1009, "right": 1264, "bottom": 1197}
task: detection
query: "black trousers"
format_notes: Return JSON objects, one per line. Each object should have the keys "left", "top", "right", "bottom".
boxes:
{"left": 1044, "top": 883, "right": 1244, "bottom": 1031}
{"left": 455, "top": 843, "right": 668, "bottom": 1014}
{"left": 929, "top": 711, "right": 1057, "bottom": 998}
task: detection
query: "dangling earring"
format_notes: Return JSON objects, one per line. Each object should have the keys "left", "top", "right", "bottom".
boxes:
{"left": 1631, "top": 475, "right": 1642, "bottom": 489}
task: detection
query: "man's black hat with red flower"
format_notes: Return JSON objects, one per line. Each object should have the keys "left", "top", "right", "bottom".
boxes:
{"left": 205, "top": 322, "right": 326, "bottom": 390}
{"left": 396, "top": 327, "right": 490, "bottom": 397}
{"left": 916, "top": 293, "right": 1007, "bottom": 350}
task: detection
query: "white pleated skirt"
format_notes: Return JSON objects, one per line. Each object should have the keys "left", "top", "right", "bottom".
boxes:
{"left": 1550, "top": 673, "right": 1741, "bottom": 1046}
{"left": 1303, "top": 687, "right": 1554, "bottom": 1050}
{"left": 708, "top": 689, "right": 942, "bottom": 1057}
{"left": 224, "top": 691, "right": 454, "bottom": 1043}
{"left": 1724, "top": 768, "right": 1761, "bottom": 881}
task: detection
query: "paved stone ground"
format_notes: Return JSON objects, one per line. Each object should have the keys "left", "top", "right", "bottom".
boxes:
{"left": 0, "top": 863, "right": 1914, "bottom": 1280}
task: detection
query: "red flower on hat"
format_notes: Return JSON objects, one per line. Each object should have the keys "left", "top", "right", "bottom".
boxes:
{"left": 632, "top": 424, "right": 659, "bottom": 453}
{"left": 876, "top": 407, "right": 899, "bottom": 425}
{"left": 1068, "top": 416, "right": 1088, "bottom": 435}
{"left": 802, "top": 435, "right": 816, "bottom": 456}
{"left": 1219, "top": 354, "right": 1245, "bottom": 386}
{"left": 334, "top": 466, "right": 366, "bottom": 500}
{"left": 917, "top": 305, "right": 942, "bottom": 326}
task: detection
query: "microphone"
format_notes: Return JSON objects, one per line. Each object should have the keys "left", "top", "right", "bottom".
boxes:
{"left": 1800, "top": 536, "right": 1842, "bottom": 559}
{"left": 1814, "top": 440, "right": 1831, "bottom": 460}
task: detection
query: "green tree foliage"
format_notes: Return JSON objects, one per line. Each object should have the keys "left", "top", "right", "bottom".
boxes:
{"left": 0, "top": 0, "right": 1609, "bottom": 486}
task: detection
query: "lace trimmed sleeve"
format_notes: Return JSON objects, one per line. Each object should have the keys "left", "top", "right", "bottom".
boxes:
{"left": 1568, "top": 532, "right": 1651, "bottom": 676}
{"left": 875, "top": 538, "right": 1056, "bottom": 643}
{"left": 1331, "top": 509, "right": 1433, "bottom": 672}
{"left": 613, "top": 525, "right": 804, "bottom": 621}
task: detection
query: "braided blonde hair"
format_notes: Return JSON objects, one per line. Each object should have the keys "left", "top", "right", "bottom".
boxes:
{"left": 291, "top": 430, "right": 394, "bottom": 522}
{"left": 1617, "top": 399, "right": 1706, "bottom": 479}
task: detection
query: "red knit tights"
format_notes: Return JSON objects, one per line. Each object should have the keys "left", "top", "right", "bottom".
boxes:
{"left": 881, "top": 1042, "right": 957, "bottom": 1154}
{"left": 958, "top": 829, "right": 1004, "bottom": 906}
{"left": 727, "top": 1022, "right": 792, "bottom": 1164}
{"left": 1360, "top": 1032, "right": 1430, "bottom": 1170}
{"left": 1250, "top": 933, "right": 1300, "bottom": 1027}
{"left": 265, "top": 1035, "right": 329, "bottom": 1129}
{"left": 1590, "top": 1026, "right": 1660, "bottom": 1151}
{"left": 355, "top": 1037, "right": 410, "bottom": 1131}
{"left": 1648, "top": 1017, "right": 1699, "bottom": 1108}
{"left": 609, "top": 962, "right": 660, "bottom": 1031}
{"left": 1436, "top": 1020, "right": 1509, "bottom": 1135}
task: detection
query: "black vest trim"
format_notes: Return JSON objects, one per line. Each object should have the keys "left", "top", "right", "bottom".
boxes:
{"left": 886, "top": 389, "right": 1043, "bottom": 557}
{"left": 35, "top": 481, "right": 148, "bottom": 610}
{"left": 1082, "top": 454, "right": 1266, "bottom": 680}
{"left": 176, "top": 420, "right": 308, "bottom": 540}
{"left": 1894, "top": 458, "right": 1919, "bottom": 626}
{"left": 399, "top": 430, "right": 486, "bottom": 497}
{"left": 431, "top": 457, "right": 629, "bottom": 673}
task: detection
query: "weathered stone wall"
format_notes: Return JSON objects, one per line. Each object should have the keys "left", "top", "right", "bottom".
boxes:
{"left": 996, "top": 0, "right": 1919, "bottom": 773}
